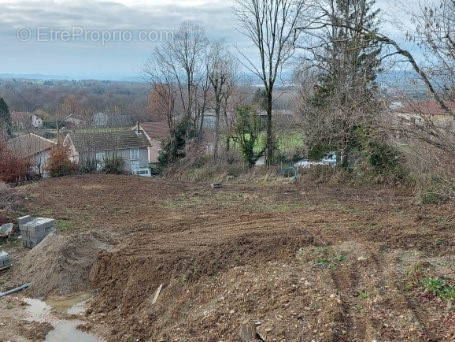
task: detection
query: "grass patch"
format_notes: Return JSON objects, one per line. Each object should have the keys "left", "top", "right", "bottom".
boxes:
{"left": 55, "top": 219, "right": 75, "bottom": 233}
{"left": 297, "top": 246, "right": 347, "bottom": 269}
{"left": 315, "top": 253, "right": 347, "bottom": 269}
{"left": 0, "top": 237, "right": 20, "bottom": 249}
{"left": 355, "top": 290, "right": 371, "bottom": 300}
{"left": 423, "top": 277, "right": 455, "bottom": 302}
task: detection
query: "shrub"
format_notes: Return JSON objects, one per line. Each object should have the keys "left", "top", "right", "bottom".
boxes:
{"left": 423, "top": 277, "right": 455, "bottom": 302}
{"left": 46, "top": 144, "right": 76, "bottom": 177}
{"left": 102, "top": 155, "right": 125, "bottom": 174}
{"left": 234, "top": 105, "right": 265, "bottom": 167}
{"left": 418, "top": 176, "right": 450, "bottom": 204}
{"left": 0, "top": 138, "right": 31, "bottom": 183}
{"left": 78, "top": 158, "right": 97, "bottom": 174}
{"left": 350, "top": 126, "right": 408, "bottom": 183}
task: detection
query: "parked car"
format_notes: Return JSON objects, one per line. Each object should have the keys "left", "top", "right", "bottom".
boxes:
{"left": 294, "top": 152, "right": 337, "bottom": 169}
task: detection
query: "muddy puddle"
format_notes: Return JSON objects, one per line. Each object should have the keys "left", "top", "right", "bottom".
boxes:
{"left": 24, "top": 298, "right": 103, "bottom": 342}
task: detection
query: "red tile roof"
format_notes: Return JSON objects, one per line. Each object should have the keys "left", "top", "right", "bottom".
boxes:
{"left": 138, "top": 122, "right": 170, "bottom": 141}
{"left": 7, "top": 133, "right": 55, "bottom": 158}
{"left": 398, "top": 100, "right": 455, "bottom": 116}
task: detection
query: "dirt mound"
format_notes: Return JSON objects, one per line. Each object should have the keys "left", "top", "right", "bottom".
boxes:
{"left": 17, "top": 320, "right": 53, "bottom": 341}
{"left": 0, "top": 182, "right": 24, "bottom": 210}
{"left": 19, "top": 231, "right": 114, "bottom": 297}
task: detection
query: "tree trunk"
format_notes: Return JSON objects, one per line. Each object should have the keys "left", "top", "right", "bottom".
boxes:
{"left": 213, "top": 96, "right": 221, "bottom": 160}
{"left": 266, "top": 91, "right": 274, "bottom": 165}
{"left": 199, "top": 111, "right": 205, "bottom": 138}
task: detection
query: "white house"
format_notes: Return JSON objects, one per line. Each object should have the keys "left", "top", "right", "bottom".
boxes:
{"left": 64, "top": 130, "right": 152, "bottom": 176}
{"left": 6, "top": 133, "right": 55, "bottom": 178}
{"left": 11, "top": 112, "right": 44, "bottom": 130}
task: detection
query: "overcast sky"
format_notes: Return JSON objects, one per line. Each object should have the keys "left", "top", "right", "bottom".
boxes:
{"left": 0, "top": 0, "right": 426, "bottom": 80}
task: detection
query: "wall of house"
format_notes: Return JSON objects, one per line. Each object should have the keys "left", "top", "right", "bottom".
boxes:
{"left": 64, "top": 136, "right": 80, "bottom": 164}
{"left": 79, "top": 148, "right": 149, "bottom": 173}
{"left": 31, "top": 115, "right": 43, "bottom": 128}
{"left": 32, "top": 150, "right": 51, "bottom": 178}
{"left": 148, "top": 140, "right": 162, "bottom": 163}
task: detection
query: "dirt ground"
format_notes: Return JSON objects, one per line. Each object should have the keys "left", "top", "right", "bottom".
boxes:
{"left": 1, "top": 174, "right": 454, "bottom": 341}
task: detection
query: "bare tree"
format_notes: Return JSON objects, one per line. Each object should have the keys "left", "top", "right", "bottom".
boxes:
{"left": 207, "top": 41, "right": 238, "bottom": 159}
{"left": 143, "top": 57, "right": 177, "bottom": 131}
{"left": 150, "top": 22, "right": 208, "bottom": 124}
{"left": 234, "top": 0, "right": 307, "bottom": 163}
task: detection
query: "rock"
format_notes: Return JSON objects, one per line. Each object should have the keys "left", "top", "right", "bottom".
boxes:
{"left": 0, "top": 223, "right": 14, "bottom": 238}
{"left": 211, "top": 183, "right": 223, "bottom": 189}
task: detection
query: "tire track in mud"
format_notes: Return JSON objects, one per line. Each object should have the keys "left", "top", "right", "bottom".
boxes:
{"left": 325, "top": 244, "right": 430, "bottom": 342}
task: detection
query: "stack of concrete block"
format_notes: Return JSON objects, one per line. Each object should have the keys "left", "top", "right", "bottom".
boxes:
{"left": 0, "top": 251, "right": 11, "bottom": 271}
{"left": 18, "top": 215, "right": 55, "bottom": 249}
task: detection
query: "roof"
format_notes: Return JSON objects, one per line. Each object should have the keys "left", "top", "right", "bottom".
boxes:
{"left": 11, "top": 111, "right": 32, "bottom": 124}
{"left": 397, "top": 100, "right": 455, "bottom": 116}
{"left": 66, "top": 130, "right": 150, "bottom": 154}
{"left": 6, "top": 133, "right": 55, "bottom": 158}
{"left": 138, "top": 122, "right": 170, "bottom": 141}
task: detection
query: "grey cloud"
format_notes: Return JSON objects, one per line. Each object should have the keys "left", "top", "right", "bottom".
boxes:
{"left": 0, "top": 0, "right": 422, "bottom": 78}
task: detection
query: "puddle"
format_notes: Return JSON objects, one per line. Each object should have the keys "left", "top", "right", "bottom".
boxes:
{"left": 24, "top": 298, "right": 103, "bottom": 342}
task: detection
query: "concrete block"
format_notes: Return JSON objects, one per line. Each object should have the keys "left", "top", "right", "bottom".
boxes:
{"left": 0, "top": 251, "right": 11, "bottom": 271}
{"left": 18, "top": 215, "right": 33, "bottom": 228}
{"left": 18, "top": 216, "right": 55, "bottom": 249}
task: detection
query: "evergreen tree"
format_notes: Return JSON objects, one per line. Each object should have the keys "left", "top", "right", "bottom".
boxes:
{"left": 303, "top": 0, "right": 383, "bottom": 165}
{"left": 315, "top": 0, "right": 381, "bottom": 106}
{"left": 0, "top": 98, "right": 11, "bottom": 137}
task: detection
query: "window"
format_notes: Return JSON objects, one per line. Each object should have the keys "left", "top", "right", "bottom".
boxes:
{"left": 96, "top": 152, "right": 106, "bottom": 161}
{"left": 96, "top": 152, "right": 106, "bottom": 171}
{"left": 130, "top": 149, "right": 140, "bottom": 160}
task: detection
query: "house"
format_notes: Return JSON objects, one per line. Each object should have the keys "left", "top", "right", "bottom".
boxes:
{"left": 6, "top": 133, "right": 55, "bottom": 177}
{"left": 64, "top": 130, "right": 152, "bottom": 176}
{"left": 132, "top": 122, "right": 170, "bottom": 163}
{"left": 65, "top": 116, "right": 87, "bottom": 128}
{"left": 394, "top": 100, "right": 455, "bottom": 129}
{"left": 11, "top": 112, "right": 44, "bottom": 130}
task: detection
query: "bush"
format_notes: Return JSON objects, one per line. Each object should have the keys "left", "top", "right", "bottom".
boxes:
{"left": 348, "top": 126, "right": 408, "bottom": 184}
{"left": 418, "top": 176, "right": 451, "bottom": 204}
{"left": 102, "top": 155, "right": 125, "bottom": 174}
{"left": 234, "top": 105, "right": 265, "bottom": 167}
{"left": 78, "top": 158, "right": 97, "bottom": 174}
{"left": 46, "top": 144, "right": 76, "bottom": 177}
{"left": 0, "top": 138, "right": 31, "bottom": 183}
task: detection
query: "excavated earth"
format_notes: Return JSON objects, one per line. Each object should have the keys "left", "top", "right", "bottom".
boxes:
{"left": 1, "top": 175, "right": 454, "bottom": 341}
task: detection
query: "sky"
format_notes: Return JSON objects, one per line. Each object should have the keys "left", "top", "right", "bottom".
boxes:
{"left": 0, "top": 0, "right": 427, "bottom": 81}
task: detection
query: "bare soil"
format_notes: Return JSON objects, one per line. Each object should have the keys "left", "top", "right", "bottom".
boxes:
{"left": 1, "top": 175, "right": 454, "bottom": 341}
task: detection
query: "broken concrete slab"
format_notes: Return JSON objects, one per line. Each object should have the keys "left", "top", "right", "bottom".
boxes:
{"left": 0, "top": 251, "right": 11, "bottom": 271}
{"left": 19, "top": 216, "right": 55, "bottom": 249}
{"left": 0, "top": 223, "right": 14, "bottom": 238}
